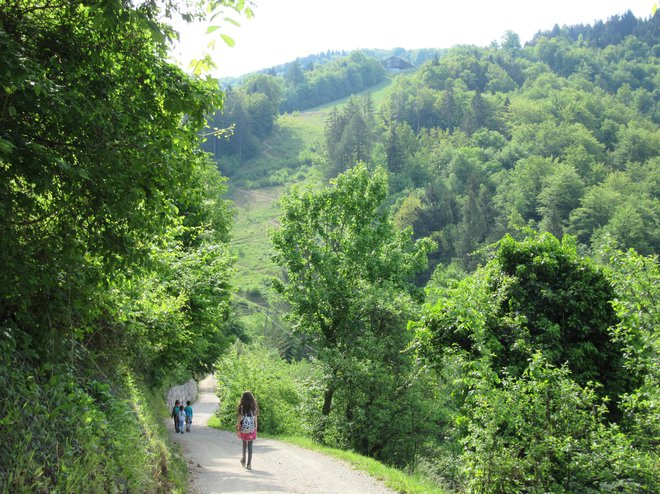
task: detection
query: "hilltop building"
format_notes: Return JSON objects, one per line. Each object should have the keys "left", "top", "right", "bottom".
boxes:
{"left": 382, "top": 56, "right": 414, "bottom": 71}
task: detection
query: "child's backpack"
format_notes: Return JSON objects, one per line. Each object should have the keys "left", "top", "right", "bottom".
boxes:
{"left": 241, "top": 413, "right": 256, "bottom": 434}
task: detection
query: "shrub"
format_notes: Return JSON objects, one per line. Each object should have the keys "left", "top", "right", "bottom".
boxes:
{"left": 0, "top": 332, "right": 185, "bottom": 493}
{"left": 214, "top": 343, "right": 307, "bottom": 435}
{"left": 461, "top": 353, "right": 657, "bottom": 493}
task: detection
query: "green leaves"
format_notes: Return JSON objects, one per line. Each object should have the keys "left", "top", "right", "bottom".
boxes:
{"left": 461, "top": 354, "right": 654, "bottom": 492}
{"left": 271, "top": 164, "right": 435, "bottom": 457}
{"left": 0, "top": 0, "right": 235, "bottom": 380}
{"left": 220, "top": 33, "right": 236, "bottom": 47}
{"left": 0, "top": 1, "right": 241, "bottom": 490}
{"left": 417, "top": 232, "right": 630, "bottom": 409}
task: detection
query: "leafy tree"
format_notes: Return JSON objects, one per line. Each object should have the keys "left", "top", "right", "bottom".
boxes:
{"left": 415, "top": 233, "right": 629, "bottom": 403}
{"left": 244, "top": 91, "right": 277, "bottom": 138}
{"left": 461, "top": 92, "right": 491, "bottom": 134}
{"left": 324, "top": 96, "right": 375, "bottom": 177}
{"left": 412, "top": 234, "right": 658, "bottom": 490}
{"left": 271, "top": 164, "right": 434, "bottom": 453}
{"left": 454, "top": 177, "right": 495, "bottom": 268}
{"left": 0, "top": 0, "right": 246, "bottom": 490}
{"left": 500, "top": 30, "right": 522, "bottom": 52}
{"left": 202, "top": 85, "right": 273, "bottom": 163}
{"left": 281, "top": 50, "right": 385, "bottom": 112}
{"left": 462, "top": 354, "right": 656, "bottom": 493}
{"left": 537, "top": 163, "right": 584, "bottom": 237}
{"left": 0, "top": 0, "right": 230, "bottom": 359}
{"left": 215, "top": 344, "right": 306, "bottom": 435}
{"left": 611, "top": 121, "right": 660, "bottom": 166}
{"left": 602, "top": 245, "right": 659, "bottom": 451}
{"left": 569, "top": 165, "right": 660, "bottom": 254}
{"left": 437, "top": 81, "right": 462, "bottom": 131}
{"left": 285, "top": 60, "right": 306, "bottom": 86}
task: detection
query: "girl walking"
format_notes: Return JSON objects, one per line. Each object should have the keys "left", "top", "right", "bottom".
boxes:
{"left": 236, "top": 391, "right": 258, "bottom": 470}
{"left": 177, "top": 404, "right": 186, "bottom": 435}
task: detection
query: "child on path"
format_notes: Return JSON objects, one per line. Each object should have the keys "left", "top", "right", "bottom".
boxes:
{"left": 171, "top": 400, "right": 181, "bottom": 433}
{"left": 178, "top": 404, "right": 186, "bottom": 435}
{"left": 184, "top": 400, "right": 193, "bottom": 432}
{"left": 236, "top": 391, "right": 258, "bottom": 470}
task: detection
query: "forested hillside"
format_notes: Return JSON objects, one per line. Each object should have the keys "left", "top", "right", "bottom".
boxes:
{"left": 377, "top": 14, "right": 659, "bottom": 272}
{"left": 215, "top": 11, "right": 658, "bottom": 268}
{"left": 213, "top": 10, "right": 659, "bottom": 493}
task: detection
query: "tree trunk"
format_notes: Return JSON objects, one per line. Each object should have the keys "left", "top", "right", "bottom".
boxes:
{"left": 322, "top": 383, "right": 335, "bottom": 416}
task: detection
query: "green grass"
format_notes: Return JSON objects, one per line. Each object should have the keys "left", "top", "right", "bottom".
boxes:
{"left": 228, "top": 184, "right": 282, "bottom": 299}
{"left": 226, "top": 109, "right": 327, "bottom": 304}
{"left": 301, "top": 76, "right": 395, "bottom": 113}
{"left": 279, "top": 111, "right": 326, "bottom": 144}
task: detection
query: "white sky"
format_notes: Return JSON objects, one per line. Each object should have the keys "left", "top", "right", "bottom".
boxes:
{"left": 170, "top": 0, "right": 656, "bottom": 78}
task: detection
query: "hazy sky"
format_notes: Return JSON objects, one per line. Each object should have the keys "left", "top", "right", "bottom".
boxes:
{"left": 170, "top": 0, "right": 656, "bottom": 77}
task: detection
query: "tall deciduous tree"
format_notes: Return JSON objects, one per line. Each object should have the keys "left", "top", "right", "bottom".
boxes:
{"left": 0, "top": 0, "right": 246, "bottom": 490}
{"left": 271, "top": 164, "right": 434, "bottom": 434}
{"left": 415, "top": 233, "right": 629, "bottom": 405}
{"left": 0, "top": 0, "right": 240, "bottom": 370}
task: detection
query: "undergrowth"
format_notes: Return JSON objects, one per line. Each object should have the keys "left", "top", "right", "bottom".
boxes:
{"left": 0, "top": 332, "right": 187, "bottom": 493}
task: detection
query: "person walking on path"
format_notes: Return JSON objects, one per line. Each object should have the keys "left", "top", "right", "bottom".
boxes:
{"left": 171, "top": 400, "right": 181, "bottom": 433}
{"left": 178, "top": 404, "right": 186, "bottom": 435}
{"left": 184, "top": 400, "right": 193, "bottom": 432}
{"left": 236, "top": 391, "right": 258, "bottom": 470}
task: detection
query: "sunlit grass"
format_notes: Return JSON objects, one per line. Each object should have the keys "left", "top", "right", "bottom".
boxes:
{"left": 301, "top": 76, "right": 395, "bottom": 113}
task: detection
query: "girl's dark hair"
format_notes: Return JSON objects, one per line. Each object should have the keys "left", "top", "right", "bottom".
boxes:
{"left": 238, "top": 391, "right": 258, "bottom": 416}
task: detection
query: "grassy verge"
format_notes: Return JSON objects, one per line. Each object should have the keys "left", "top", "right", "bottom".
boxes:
{"left": 207, "top": 417, "right": 444, "bottom": 494}
{"left": 132, "top": 379, "right": 190, "bottom": 494}
{"left": 0, "top": 349, "right": 188, "bottom": 494}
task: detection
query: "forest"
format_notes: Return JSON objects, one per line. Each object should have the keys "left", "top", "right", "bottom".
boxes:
{"left": 210, "top": 9, "right": 659, "bottom": 492}
{"left": 1, "top": 1, "right": 658, "bottom": 493}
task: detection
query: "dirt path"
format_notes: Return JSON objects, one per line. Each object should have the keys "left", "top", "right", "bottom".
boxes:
{"left": 169, "top": 376, "right": 395, "bottom": 494}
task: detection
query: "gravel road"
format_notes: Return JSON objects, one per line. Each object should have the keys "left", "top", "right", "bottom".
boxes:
{"left": 169, "top": 376, "right": 396, "bottom": 494}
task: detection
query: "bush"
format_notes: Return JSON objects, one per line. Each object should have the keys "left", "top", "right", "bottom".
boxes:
{"left": 0, "top": 332, "right": 186, "bottom": 493}
{"left": 461, "top": 353, "right": 657, "bottom": 493}
{"left": 214, "top": 343, "right": 308, "bottom": 435}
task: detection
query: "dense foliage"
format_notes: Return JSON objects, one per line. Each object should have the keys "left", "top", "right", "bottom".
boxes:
{"left": 377, "top": 13, "right": 659, "bottom": 268}
{"left": 202, "top": 73, "right": 283, "bottom": 165}
{"left": 270, "top": 165, "right": 437, "bottom": 462}
{"left": 412, "top": 234, "right": 659, "bottom": 491}
{"left": 0, "top": 0, "right": 246, "bottom": 490}
{"left": 418, "top": 234, "right": 628, "bottom": 404}
{"left": 280, "top": 51, "right": 385, "bottom": 112}
{"left": 324, "top": 94, "right": 377, "bottom": 178}
{"left": 213, "top": 9, "right": 659, "bottom": 492}
{"left": 222, "top": 12, "right": 659, "bottom": 268}
{"left": 214, "top": 343, "right": 311, "bottom": 435}
{"left": 3, "top": 1, "right": 658, "bottom": 491}
{"left": 202, "top": 51, "right": 386, "bottom": 168}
